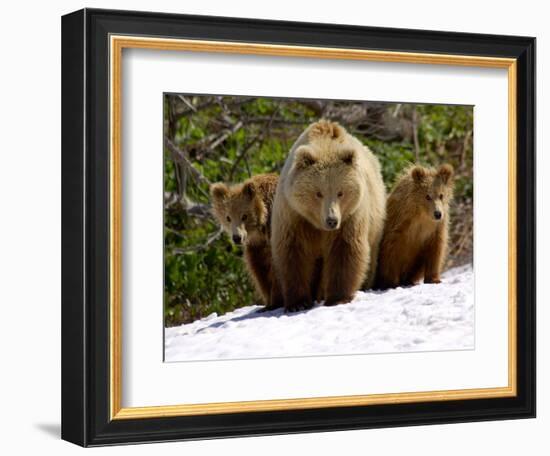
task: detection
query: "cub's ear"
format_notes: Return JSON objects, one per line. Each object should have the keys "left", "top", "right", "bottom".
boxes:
{"left": 242, "top": 181, "right": 256, "bottom": 199}
{"left": 294, "top": 145, "right": 317, "bottom": 169}
{"left": 340, "top": 149, "right": 355, "bottom": 166}
{"left": 210, "top": 183, "right": 228, "bottom": 201}
{"left": 438, "top": 164, "right": 454, "bottom": 184}
{"left": 411, "top": 166, "right": 427, "bottom": 184}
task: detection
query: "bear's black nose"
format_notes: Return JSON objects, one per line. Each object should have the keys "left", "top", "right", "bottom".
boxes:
{"left": 232, "top": 234, "right": 242, "bottom": 244}
{"left": 325, "top": 217, "right": 338, "bottom": 229}
{"left": 434, "top": 211, "right": 442, "bottom": 220}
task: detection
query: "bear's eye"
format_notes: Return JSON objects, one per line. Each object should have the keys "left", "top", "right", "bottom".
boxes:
{"left": 316, "top": 191, "right": 323, "bottom": 198}
{"left": 241, "top": 214, "right": 248, "bottom": 221}
{"left": 426, "top": 195, "right": 432, "bottom": 201}
{"left": 337, "top": 191, "right": 343, "bottom": 198}
{"left": 439, "top": 194, "right": 444, "bottom": 200}
{"left": 226, "top": 216, "right": 231, "bottom": 222}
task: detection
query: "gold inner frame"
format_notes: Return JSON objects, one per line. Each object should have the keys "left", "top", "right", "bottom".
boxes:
{"left": 109, "top": 35, "right": 517, "bottom": 420}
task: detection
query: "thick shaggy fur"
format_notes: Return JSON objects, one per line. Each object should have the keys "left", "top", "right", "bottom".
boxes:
{"left": 271, "top": 120, "right": 386, "bottom": 312}
{"left": 376, "top": 164, "right": 454, "bottom": 289}
{"left": 210, "top": 173, "right": 282, "bottom": 309}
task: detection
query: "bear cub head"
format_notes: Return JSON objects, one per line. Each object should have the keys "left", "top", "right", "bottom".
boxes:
{"left": 288, "top": 120, "right": 365, "bottom": 231}
{"left": 410, "top": 164, "right": 454, "bottom": 222}
{"left": 210, "top": 179, "right": 268, "bottom": 246}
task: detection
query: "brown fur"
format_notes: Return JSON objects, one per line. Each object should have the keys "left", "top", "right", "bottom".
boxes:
{"left": 210, "top": 173, "right": 283, "bottom": 309}
{"left": 375, "top": 164, "right": 454, "bottom": 289}
{"left": 271, "top": 120, "right": 386, "bottom": 312}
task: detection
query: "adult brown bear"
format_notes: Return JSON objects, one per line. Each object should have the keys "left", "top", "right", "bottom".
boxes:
{"left": 271, "top": 120, "right": 386, "bottom": 312}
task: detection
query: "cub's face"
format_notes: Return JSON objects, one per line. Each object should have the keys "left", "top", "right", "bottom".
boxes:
{"left": 210, "top": 182, "right": 266, "bottom": 245}
{"left": 411, "top": 164, "right": 454, "bottom": 222}
{"left": 288, "top": 145, "right": 363, "bottom": 231}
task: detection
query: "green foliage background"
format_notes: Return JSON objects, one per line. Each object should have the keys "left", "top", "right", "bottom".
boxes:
{"left": 164, "top": 95, "right": 473, "bottom": 327}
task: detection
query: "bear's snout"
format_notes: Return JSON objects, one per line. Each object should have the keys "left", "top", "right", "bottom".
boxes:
{"left": 433, "top": 210, "right": 442, "bottom": 220}
{"left": 232, "top": 234, "right": 243, "bottom": 244}
{"left": 325, "top": 216, "right": 339, "bottom": 230}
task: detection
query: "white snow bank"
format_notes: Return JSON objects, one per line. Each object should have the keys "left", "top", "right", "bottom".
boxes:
{"left": 164, "top": 265, "right": 474, "bottom": 362}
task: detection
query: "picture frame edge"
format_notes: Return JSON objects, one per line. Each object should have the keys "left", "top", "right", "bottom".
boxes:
{"left": 61, "top": 8, "right": 536, "bottom": 447}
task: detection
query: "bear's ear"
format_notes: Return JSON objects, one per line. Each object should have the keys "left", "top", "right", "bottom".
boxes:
{"left": 437, "top": 164, "right": 454, "bottom": 184}
{"left": 210, "top": 183, "right": 228, "bottom": 201}
{"left": 242, "top": 181, "right": 256, "bottom": 200}
{"left": 411, "top": 166, "right": 427, "bottom": 184}
{"left": 340, "top": 149, "right": 355, "bottom": 166}
{"left": 294, "top": 145, "right": 317, "bottom": 169}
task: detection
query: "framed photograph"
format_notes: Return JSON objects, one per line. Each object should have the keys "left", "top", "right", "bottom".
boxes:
{"left": 61, "top": 8, "right": 535, "bottom": 447}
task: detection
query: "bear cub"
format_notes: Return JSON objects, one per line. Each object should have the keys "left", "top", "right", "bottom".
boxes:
{"left": 210, "top": 173, "right": 282, "bottom": 310}
{"left": 375, "top": 164, "right": 454, "bottom": 289}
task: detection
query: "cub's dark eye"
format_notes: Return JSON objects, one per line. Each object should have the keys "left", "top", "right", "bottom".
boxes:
{"left": 426, "top": 195, "right": 432, "bottom": 201}
{"left": 439, "top": 194, "right": 444, "bottom": 200}
{"left": 241, "top": 214, "right": 248, "bottom": 221}
{"left": 337, "top": 191, "right": 343, "bottom": 198}
{"left": 316, "top": 192, "right": 323, "bottom": 198}
{"left": 226, "top": 216, "right": 231, "bottom": 222}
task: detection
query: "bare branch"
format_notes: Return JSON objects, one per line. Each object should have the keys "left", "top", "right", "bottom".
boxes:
{"left": 392, "top": 103, "right": 402, "bottom": 118}
{"left": 229, "top": 104, "right": 281, "bottom": 180}
{"left": 178, "top": 95, "right": 197, "bottom": 112}
{"left": 164, "top": 191, "right": 213, "bottom": 219}
{"left": 298, "top": 99, "right": 327, "bottom": 116}
{"left": 460, "top": 129, "right": 473, "bottom": 170}
{"left": 228, "top": 135, "right": 260, "bottom": 180}
{"left": 171, "top": 228, "right": 224, "bottom": 254}
{"left": 173, "top": 97, "right": 255, "bottom": 118}
{"left": 164, "top": 137, "right": 212, "bottom": 189}
{"left": 208, "top": 120, "right": 243, "bottom": 151}
{"left": 412, "top": 106, "right": 420, "bottom": 162}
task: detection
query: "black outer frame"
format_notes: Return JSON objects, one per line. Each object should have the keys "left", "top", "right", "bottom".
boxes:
{"left": 61, "top": 8, "right": 536, "bottom": 447}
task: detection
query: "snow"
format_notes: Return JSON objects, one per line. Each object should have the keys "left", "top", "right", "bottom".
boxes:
{"left": 164, "top": 265, "right": 474, "bottom": 362}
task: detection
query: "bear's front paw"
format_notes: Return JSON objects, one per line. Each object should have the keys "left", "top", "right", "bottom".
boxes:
{"left": 269, "top": 295, "right": 284, "bottom": 310}
{"left": 424, "top": 277, "right": 441, "bottom": 284}
{"left": 256, "top": 306, "right": 273, "bottom": 313}
{"left": 324, "top": 294, "right": 354, "bottom": 307}
{"left": 285, "top": 300, "right": 314, "bottom": 313}
{"left": 258, "top": 297, "right": 284, "bottom": 313}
